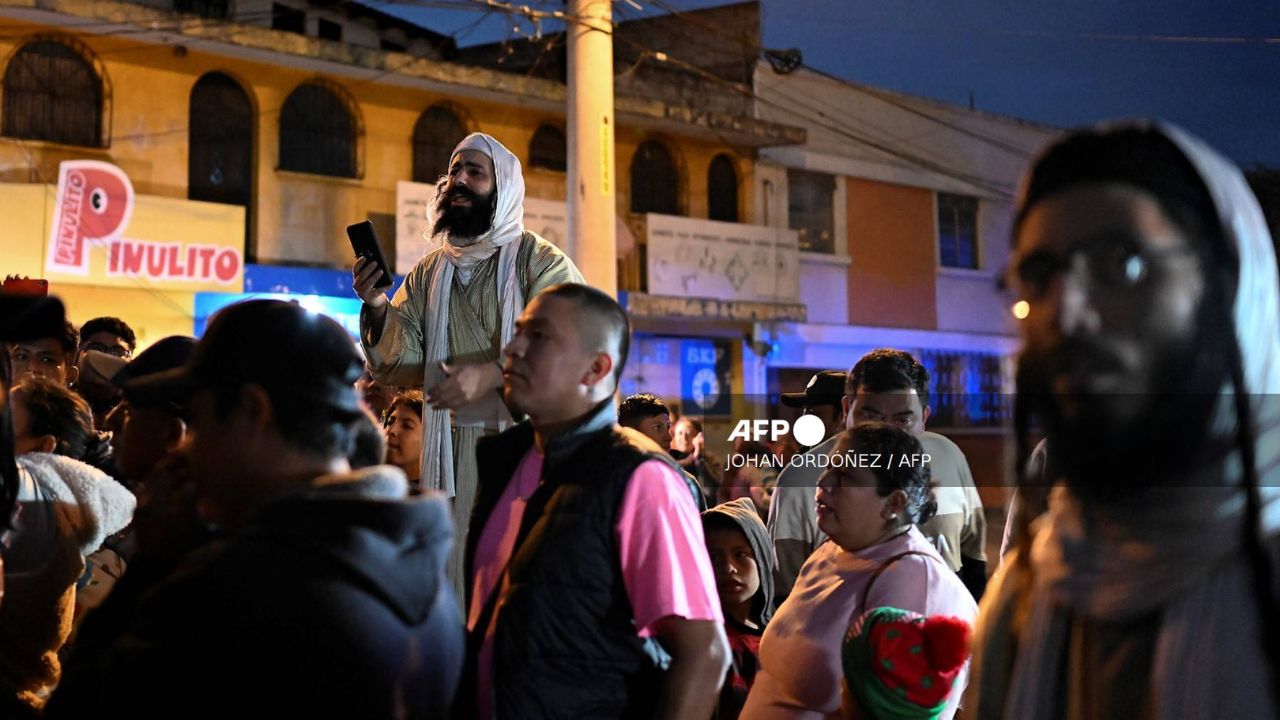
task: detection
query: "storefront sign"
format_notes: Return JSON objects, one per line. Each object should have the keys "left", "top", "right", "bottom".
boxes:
{"left": 23, "top": 160, "right": 245, "bottom": 292}
{"left": 646, "top": 214, "right": 799, "bottom": 303}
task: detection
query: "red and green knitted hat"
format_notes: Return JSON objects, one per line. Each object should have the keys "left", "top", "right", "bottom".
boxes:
{"left": 841, "top": 607, "right": 973, "bottom": 720}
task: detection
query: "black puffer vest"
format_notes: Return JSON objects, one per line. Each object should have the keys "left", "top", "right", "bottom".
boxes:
{"left": 464, "top": 401, "right": 683, "bottom": 719}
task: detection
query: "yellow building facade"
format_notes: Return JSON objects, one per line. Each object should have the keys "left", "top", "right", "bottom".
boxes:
{"left": 0, "top": 1, "right": 798, "bottom": 345}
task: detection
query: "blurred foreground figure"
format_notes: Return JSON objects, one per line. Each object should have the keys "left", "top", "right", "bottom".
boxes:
{"left": 47, "top": 300, "right": 462, "bottom": 717}
{"left": 968, "top": 122, "right": 1280, "bottom": 718}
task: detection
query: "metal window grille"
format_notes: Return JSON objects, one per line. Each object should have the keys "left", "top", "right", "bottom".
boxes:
{"left": 528, "top": 124, "right": 566, "bottom": 172}
{"left": 412, "top": 105, "right": 466, "bottom": 184}
{"left": 189, "top": 72, "right": 253, "bottom": 248}
{"left": 278, "top": 83, "right": 356, "bottom": 178}
{"left": 630, "top": 140, "right": 679, "bottom": 216}
{"left": 707, "top": 154, "right": 739, "bottom": 222}
{"left": 1, "top": 40, "right": 102, "bottom": 147}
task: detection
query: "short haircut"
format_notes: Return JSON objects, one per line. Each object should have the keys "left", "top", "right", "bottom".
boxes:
{"left": 14, "top": 376, "right": 112, "bottom": 472}
{"left": 539, "top": 283, "right": 631, "bottom": 386}
{"left": 676, "top": 416, "right": 703, "bottom": 435}
{"left": 618, "top": 393, "right": 669, "bottom": 428}
{"left": 79, "top": 316, "right": 138, "bottom": 353}
{"left": 844, "top": 422, "right": 936, "bottom": 525}
{"left": 44, "top": 321, "right": 79, "bottom": 356}
{"left": 385, "top": 389, "right": 425, "bottom": 426}
{"left": 846, "top": 348, "right": 930, "bottom": 408}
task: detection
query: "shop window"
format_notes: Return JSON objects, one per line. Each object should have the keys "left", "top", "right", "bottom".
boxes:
{"left": 938, "top": 192, "right": 979, "bottom": 269}
{"left": 630, "top": 140, "right": 679, "bottom": 216}
{"left": 787, "top": 168, "right": 835, "bottom": 253}
{"left": 707, "top": 154, "right": 738, "bottom": 222}
{"left": 412, "top": 105, "right": 467, "bottom": 184}
{"left": 189, "top": 72, "right": 254, "bottom": 248}
{"left": 2, "top": 39, "right": 103, "bottom": 147}
{"left": 278, "top": 81, "right": 358, "bottom": 178}
{"left": 529, "top": 124, "right": 566, "bottom": 172}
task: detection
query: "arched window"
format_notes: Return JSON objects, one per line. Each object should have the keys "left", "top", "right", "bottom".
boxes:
{"left": 529, "top": 124, "right": 566, "bottom": 172}
{"left": 189, "top": 73, "right": 253, "bottom": 207}
{"left": 278, "top": 81, "right": 358, "bottom": 178}
{"left": 190, "top": 72, "right": 254, "bottom": 251}
{"left": 412, "top": 105, "right": 466, "bottom": 183}
{"left": 630, "top": 140, "right": 679, "bottom": 216}
{"left": 2, "top": 39, "right": 103, "bottom": 147}
{"left": 707, "top": 154, "right": 739, "bottom": 222}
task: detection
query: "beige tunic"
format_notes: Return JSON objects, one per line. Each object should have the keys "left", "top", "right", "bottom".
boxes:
{"left": 361, "top": 232, "right": 583, "bottom": 599}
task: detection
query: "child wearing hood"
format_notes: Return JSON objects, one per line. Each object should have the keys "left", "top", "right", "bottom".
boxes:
{"left": 703, "top": 497, "right": 776, "bottom": 719}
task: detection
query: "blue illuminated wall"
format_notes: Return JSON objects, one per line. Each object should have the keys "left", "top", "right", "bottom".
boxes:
{"left": 193, "top": 264, "right": 405, "bottom": 341}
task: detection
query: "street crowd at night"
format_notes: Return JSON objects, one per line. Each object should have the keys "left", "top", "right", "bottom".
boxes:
{"left": 3, "top": 119, "right": 1280, "bottom": 720}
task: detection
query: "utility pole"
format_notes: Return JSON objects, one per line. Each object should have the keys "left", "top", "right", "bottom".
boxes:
{"left": 566, "top": 0, "right": 617, "bottom": 295}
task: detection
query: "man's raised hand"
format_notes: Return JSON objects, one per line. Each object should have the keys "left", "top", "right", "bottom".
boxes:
{"left": 352, "top": 257, "right": 389, "bottom": 308}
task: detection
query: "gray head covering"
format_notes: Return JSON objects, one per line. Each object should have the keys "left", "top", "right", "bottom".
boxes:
{"left": 703, "top": 497, "right": 777, "bottom": 626}
{"left": 969, "top": 119, "right": 1280, "bottom": 720}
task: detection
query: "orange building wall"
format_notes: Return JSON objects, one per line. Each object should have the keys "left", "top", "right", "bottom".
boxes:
{"left": 845, "top": 177, "right": 937, "bottom": 329}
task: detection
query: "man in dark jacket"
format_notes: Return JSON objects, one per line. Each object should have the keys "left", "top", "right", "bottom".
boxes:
{"left": 47, "top": 299, "right": 462, "bottom": 718}
{"left": 464, "top": 283, "right": 729, "bottom": 720}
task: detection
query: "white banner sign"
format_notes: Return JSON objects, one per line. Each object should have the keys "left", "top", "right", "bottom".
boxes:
{"left": 646, "top": 214, "right": 799, "bottom": 302}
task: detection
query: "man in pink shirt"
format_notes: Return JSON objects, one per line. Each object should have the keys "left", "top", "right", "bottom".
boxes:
{"left": 462, "top": 283, "right": 729, "bottom": 720}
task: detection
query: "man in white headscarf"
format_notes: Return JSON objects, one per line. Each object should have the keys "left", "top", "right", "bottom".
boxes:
{"left": 353, "top": 132, "right": 583, "bottom": 595}
{"left": 967, "top": 121, "right": 1280, "bottom": 719}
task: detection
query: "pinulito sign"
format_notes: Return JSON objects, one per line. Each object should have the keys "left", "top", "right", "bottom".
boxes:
{"left": 45, "top": 160, "right": 241, "bottom": 285}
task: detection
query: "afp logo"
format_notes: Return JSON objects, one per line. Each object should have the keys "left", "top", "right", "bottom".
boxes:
{"left": 728, "top": 415, "right": 827, "bottom": 447}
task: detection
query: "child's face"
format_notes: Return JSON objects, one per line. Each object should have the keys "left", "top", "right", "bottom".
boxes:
{"left": 705, "top": 526, "right": 760, "bottom": 610}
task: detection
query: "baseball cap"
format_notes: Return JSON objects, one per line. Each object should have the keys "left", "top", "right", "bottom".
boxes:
{"left": 127, "top": 300, "right": 363, "bottom": 416}
{"left": 780, "top": 370, "right": 847, "bottom": 408}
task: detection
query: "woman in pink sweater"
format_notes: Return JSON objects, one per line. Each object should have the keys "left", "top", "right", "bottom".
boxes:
{"left": 741, "top": 423, "right": 978, "bottom": 720}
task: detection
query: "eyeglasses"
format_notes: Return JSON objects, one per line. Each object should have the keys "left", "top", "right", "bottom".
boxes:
{"left": 1007, "top": 237, "right": 1198, "bottom": 301}
{"left": 82, "top": 341, "right": 131, "bottom": 359}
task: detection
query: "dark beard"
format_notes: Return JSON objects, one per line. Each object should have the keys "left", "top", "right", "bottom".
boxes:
{"left": 1019, "top": 323, "right": 1230, "bottom": 495}
{"left": 433, "top": 185, "right": 496, "bottom": 240}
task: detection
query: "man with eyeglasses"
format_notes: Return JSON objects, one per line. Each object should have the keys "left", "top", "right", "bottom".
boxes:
{"left": 767, "top": 350, "right": 987, "bottom": 605}
{"left": 74, "top": 317, "right": 137, "bottom": 427}
{"left": 967, "top": 122, "right": 1280, "bottom": 718}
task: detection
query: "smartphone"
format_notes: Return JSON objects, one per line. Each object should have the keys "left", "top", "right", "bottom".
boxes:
{"left": 2, "top": 276, "right": 49, "bottom": 297}
{"left": 346, "top": 220, "right": 393, "bottom": 289}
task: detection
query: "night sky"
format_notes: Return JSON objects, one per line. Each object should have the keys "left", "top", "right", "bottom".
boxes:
{"left": 379, "top": 0, "right": 1280, "bottom": 168}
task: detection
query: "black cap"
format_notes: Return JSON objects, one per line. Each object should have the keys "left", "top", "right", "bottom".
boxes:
{"left": 127, "top": 300, "right": 363, "bottom": 417}
{"left": 97, "top": 336, "right": 196, "bottom": 409}
{"left": 0, "top": 294, "right": 65, "bottom": 342}
{"left": 780, "top": 370, "right": 847, "bottom": 408}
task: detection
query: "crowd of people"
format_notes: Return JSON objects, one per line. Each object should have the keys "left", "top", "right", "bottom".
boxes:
{"left": 0, "top": 121, "right": 1277, "bottom": 719}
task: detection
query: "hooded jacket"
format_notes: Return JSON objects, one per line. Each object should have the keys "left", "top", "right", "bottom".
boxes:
{"left": 0, "top": 453, "right": 134, "bottom": 711}
{"left": 47, "top": 466, "right": 463, "bottom": 718}
{"left": 968, "top": 121, "right": 1280, "bottom": 719}
{"left": 703, "top": 497, "right": 776, "bottom": 628}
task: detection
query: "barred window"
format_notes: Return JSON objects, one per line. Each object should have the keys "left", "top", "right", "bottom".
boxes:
{"left": 707, "top": 154, "right": 738, "bottom": 222}
{"left": 2, "top": 40, "right": 103, "bottom": 147}
{"left": 919, "top": 349, "right": 1009, "bottom": 428}
{"left": 189, "top": 72, "right": 253, "bottom": 245}
{"left": 529, "top": 124, "right": 566, "bottom": 172}
{"left": 787, "top": 168, "right": 835, "bottom": 253}
{"left": 278, "top": 82, "right": 357, "bottom": 178}
{"left": 630, "top": 140, "right": 679, "bottom": 216}
{"left": 412, "top": 105, "right": 466, "bottom": 184}
{"left": 938, "top": 192, "right": 979, "bottom": 269}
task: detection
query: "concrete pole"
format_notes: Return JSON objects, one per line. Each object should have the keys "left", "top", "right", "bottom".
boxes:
{"left": 566, "top": 0, "right": 617, "bottom": 295}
